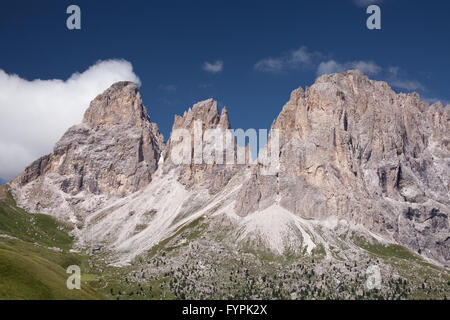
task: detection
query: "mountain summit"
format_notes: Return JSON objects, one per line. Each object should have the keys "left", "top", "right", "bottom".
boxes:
{"left": 11, "top": 81, "right": 164, "bottom": 220}
{"left": 236, "top": 70, "right": 449, "bottom": 266}
{"left": 83, "top": 81, "right": 153, "bottom": 129}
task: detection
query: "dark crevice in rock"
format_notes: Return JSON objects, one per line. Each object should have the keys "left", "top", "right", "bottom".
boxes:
{"left": 395, "top": 165, "right": 402, "bottom": 189}
{"left": 343, "top": 112, "right": 348, "bottom": 131}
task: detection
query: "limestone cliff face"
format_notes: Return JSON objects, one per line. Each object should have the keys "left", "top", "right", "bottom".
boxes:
{"left": 163, "top": 98, "right": 238, "bottom": 193}
{"left": 11, "top": 82, "right": 164, "bottom": 217}
{"left": 235, "top": 70, "right": 449, "bottom": 266}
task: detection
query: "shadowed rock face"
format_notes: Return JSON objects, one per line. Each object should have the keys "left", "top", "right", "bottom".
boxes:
{"left": 234, "top": 70, "right": 449, "bottom": 266}
{"left": 13, "top": 81, "right": 164, "bottom": 197}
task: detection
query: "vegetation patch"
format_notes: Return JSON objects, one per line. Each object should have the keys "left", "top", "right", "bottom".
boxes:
{"left": 0, "top": 190, "right": 104, "bottom": 299}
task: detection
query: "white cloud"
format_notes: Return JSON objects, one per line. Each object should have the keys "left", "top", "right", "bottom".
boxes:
{"left": 388, "top": 66, "right": 399, "bottom": 77}
{"left": 254, "top": 58, "right": 284, "bottom": 73}
{"left": 385, "top": 66, "right": 426, "bottom": 92}
{"left": 255, "top": 46, "right": 380, "bottom": 77}
{"left": 422, "top": 97, "right": 450, "bottom": 106}
{"left": 256, "top": 46, "right": 429, "bottom": 100}
{"left": 390, "top": 79, "right": 425, "bottom": 91}
{"left": 352, "top": 61, "right": 382, "bottom": 75}
{"left": 203, "top": 60, "right": 224, "bottom": 73}
{"left": 317, "top": 60, "right": 426, "bottom": 92}
{"left": 289, "top": 47, "right": 313, "bottom": 65}
{"left": 317, "top": 60, "right": 381, "bottom": 76}
{"left": 353, "top": 0, "right": 383, "bottom": 7}
{"left": 157, "top": 84, "right": 177, "bottom": 93}
{"left": 316, "top": 60, "right": 342, "bottom": 75}
{"left": 0, "top": 59, "right": 140, "bottom": 181}
{"left": 254, "top": 46, "right": 316, "bottom": 73}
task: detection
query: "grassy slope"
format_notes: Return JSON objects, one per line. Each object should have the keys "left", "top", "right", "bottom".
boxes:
{"left": 0, "top": 185, "right": 103, "bottom": 299}
{"left": 354, "top": 237, "right": 450, "bottom": 299}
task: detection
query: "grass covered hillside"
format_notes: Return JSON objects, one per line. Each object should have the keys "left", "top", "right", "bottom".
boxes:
{"left": 0, "top": 185, "right": 103, "bottom": 299}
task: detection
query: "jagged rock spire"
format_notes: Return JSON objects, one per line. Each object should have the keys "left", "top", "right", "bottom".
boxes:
{"left": 219, "top": 106, "right": 231, "bottom": 129}
{"left": 171, "top": 98, "right": 221, "bottom": 132}
{"left": 163, "top": 98, "right": 237, "bottom": 192}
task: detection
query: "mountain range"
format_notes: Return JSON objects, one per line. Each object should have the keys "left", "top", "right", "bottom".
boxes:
{"left": 1, "top": 70, "right": 449, "bottom": 299}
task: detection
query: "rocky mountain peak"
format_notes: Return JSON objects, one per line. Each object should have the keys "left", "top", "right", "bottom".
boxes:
{"left": 219, "top": 106, "right": 231, "bottom": 129}
{"left": 164, "top": 98, "right": 228, "bottom": 166}
{"left": 172, "top": 98, "right": 221, "bottom": 131}
{"left": 315, "top": 68, "right": 364, "bottom": 83}
{"left": 235, "top": 71, "right": 449, "bottom": 266}
{"left": 11, "top": 82, "right": 165, "bottom": 218}
{"left": 163, "top": 98, "right": 238, "bottom": 192}
{"left": 83, "top": 81, "right": 150, "bottom": 129}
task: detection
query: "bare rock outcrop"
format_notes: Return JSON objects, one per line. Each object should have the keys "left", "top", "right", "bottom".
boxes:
{"left": 235, "top": 70, "right": 449, "bottom": 266}
{"left": 11, "top": 82, "right": 164, "bottom": 217}
{"left": 163, "top": 99, "right": 238, "bottom": 193}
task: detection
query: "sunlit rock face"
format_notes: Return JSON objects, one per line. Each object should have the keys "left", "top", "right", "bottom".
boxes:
{"left": 11, "top": 81, "right": 164, "bottom": 218}
{"left": 235, "top": 70, "right": 449, "bottom": 266}
{"left": 163, "top": 98, "right": 239, "bottom": 194}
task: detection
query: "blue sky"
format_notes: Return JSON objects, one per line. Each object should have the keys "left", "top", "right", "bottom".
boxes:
{"left": 0, "top": 0, "right": 449, "bottom": 179}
